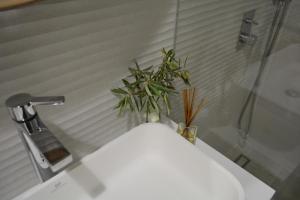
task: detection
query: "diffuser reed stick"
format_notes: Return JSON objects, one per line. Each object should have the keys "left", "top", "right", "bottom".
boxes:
{"left": 182, "top": 87, "right": 207, "bottom": 127}
{"left": 178, "top": 87, "right": 207, "bottom": 144}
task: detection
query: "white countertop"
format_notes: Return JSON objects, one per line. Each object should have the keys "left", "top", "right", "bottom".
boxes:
{"left": 195, "top": 139, "right": 275, "bottom": 200}
{"left": 164, "top": 119, "right": 275, "bottom": 200}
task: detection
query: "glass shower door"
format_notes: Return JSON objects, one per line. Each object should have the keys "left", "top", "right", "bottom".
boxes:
{"left": 173, "top": 0, "right": 299, "bottom": 199}
{"left": 242, "top": 0, "right": 300, "bottom": 199}
{"left": 212, "top": 1, "right": 299, "bottom": 199}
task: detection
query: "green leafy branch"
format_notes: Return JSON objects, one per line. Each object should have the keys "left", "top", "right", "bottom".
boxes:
{"left": 111, "top": 48, "right": 191, "bottom": 122}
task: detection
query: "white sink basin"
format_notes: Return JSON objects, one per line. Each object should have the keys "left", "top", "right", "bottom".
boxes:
{"left": 14, "top": 123, "right": 245, "bottom": 200}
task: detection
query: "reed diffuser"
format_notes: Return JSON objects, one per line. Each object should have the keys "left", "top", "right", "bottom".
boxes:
{"left": 177, "top": 87, "right": 207, "bottom": 144}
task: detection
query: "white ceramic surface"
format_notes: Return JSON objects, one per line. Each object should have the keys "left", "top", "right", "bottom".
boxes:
{"left": 13, "top": 123, "right": 245, "bottom": 200}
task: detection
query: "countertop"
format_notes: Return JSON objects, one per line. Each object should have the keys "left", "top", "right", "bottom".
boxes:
{"left": 164, "top": 119, "right": 275, "bottom": 200}
{"left": 195, "top": 138, "right": 275, "bottom": 200}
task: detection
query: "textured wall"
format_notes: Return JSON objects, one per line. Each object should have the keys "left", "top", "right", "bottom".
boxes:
{"left": 0, "top": 0, "right": 176, "bottom": 199}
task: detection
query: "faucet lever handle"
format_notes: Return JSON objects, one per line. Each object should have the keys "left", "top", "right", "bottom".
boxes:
{"left": 30, "top": 96, "right": 65, "bottom": 106}
{"left": 6, "top": 93, "right": 65, "bottom": 122}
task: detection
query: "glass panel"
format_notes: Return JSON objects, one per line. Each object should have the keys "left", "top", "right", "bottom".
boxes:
{"left": 173, "top": 0, "right": 299, "bottom": 199}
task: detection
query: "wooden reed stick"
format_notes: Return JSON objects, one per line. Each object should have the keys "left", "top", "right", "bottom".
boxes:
{"left": 182, "top": 90, "right": 188, "bottom": 126}
{"left": 188, "top": 98, "right": 207, "bottom": 126}
{"left": 181, "top": 88, "right": 207, "bottom": 127}
{"left": 189, "top": 88, "right": 196, "bottom": 122}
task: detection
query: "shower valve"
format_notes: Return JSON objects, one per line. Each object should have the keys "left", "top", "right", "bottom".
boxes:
{"left": 237, "top": 9, "right": 258, "bottom": 50}
{"left": 243, "top": 18, "right": 259, "bottom": 25}
{"left": 239, "top": 33, "right": 258, "bottom": 45}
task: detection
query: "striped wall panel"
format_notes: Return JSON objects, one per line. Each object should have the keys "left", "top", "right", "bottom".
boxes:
{"left": 0, "top": 0, "right": 176, "bottom": 199}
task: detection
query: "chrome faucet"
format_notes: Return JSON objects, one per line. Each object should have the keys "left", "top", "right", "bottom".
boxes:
{"left": 5, "top": 93, "right": 73, "bottom": 182}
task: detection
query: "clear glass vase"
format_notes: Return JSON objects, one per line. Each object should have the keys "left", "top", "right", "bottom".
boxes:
{"left": 177, "top": 122, "right": 197, "bottom": 144}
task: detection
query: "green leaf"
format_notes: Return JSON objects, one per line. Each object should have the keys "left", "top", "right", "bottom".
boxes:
{"left": 127, "top": 96, "right": 135, "bottom": 111}
{"left": 151, "top": 82, "right": 177, "bottom": 93}
{"left": 123, "top": 96, "right": 128, "bottom": 109}
{"left": 161, "top": 48, "right": 167, "bottom": 56}
{"left": 170, "top": 62, "right": 178, "bottom": 70}
{"left": 111, "top": 88, "right": 127, "bottom": 95}
{"left": 149, "top": 96, "right": 160, "bottom": 114}
{"left": 148, "top": 84, "right": 161, "bottom": 96}
{"left": 181, "top": 70, "right": 191, "bottom": 85}
{"left": 129, "top": 67, "right": 141, "bottom": 77}
{"left": 114, "top": 99, "right": 123, "bottom": 110}
{"left": 167, "top": 49, "right": 175, "bottom": 58}
{"left": 163, "top": 94, "right": 171, "bottom": 115}
{"left": 144, "top": 83, "right": 153, "bottom": 96}
{"left": 141, "top": 97, "right": 147, "bottom": 112}
{"left": 134, "top": 60, "right": 141, "bottom": 70}
{"left": 117, "top": 98, "right": 126, "bottom": 115}
{"left": 122, "top": 79, "right": 131, "bottom": 87}
{"left": 130, "top": 80, "right": 143, "bottom": 88}
{"left": 183, "top": 56, "right": 188, "bottom": 68}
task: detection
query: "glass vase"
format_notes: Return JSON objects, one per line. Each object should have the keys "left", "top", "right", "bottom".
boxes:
{"left": 177, "top": 122, "right": 197, "bottom": 144}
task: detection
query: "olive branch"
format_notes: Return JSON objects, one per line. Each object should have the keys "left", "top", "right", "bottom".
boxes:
{"left": 111, "top": 48, "right": 191, "bottom": 122}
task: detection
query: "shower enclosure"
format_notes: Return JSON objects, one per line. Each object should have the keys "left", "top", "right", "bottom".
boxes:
{"left": 173, "top": 0, "right": 299, "bottom": 199}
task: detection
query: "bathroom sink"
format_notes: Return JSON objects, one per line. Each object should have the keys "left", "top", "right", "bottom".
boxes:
{"left": 14, "top": 123, "right": 245, "bottom": 200}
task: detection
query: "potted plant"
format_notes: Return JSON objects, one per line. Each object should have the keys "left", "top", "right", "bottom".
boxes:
{"left": 111, "top": 48, "right": 190, "bottom": 122}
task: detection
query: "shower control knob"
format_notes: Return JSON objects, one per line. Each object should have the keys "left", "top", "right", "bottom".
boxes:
{"left": 239, "top": 33, "right": 258, "bottom": 46}
{"left": 244, "top": 18, "right": 259, "bottom": 25}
